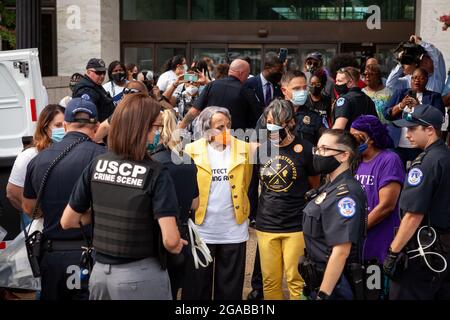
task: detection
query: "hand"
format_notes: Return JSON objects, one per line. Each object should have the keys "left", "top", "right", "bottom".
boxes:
{"left": 173, "top": 74, "right": 186, "bottom": 88}
{"left": 409, "top": 35, "right": 422, "bottom": 44}
{"left": 152, "top": 85, "right": 161, "bottom": 98}
{"left": 383, "top": 249, "right": 408, "bottom": 280}
{"left": 196, "top": 70, "right": 209, "bottom": 86}
{"left": 168, "top": 238, "right": 188, "bottom": 255}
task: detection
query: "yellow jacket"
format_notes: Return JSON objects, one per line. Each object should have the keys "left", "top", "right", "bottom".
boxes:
{"left": 185, "top": 137, "right": 253, "bottom": 225}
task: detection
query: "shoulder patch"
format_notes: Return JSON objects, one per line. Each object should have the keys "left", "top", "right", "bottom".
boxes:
{"left": 336, "top": 98, "right": 346, "bottom": 107}
{"left": 407, "top": 168, "right": 423, "bottom": 186}
{"left": 337, "top": 197, "right": 356, "bottom": 218}
{"left": 81, "top": 94, "right": 91, "bottom": 101}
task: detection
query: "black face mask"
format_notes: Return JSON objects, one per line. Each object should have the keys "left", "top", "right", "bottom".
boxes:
{"left": 335, "top": 83, "right": 349, "bottom": 96}
{"left": 313, "top": 154, "right": 341, "bottom": 175}
{"left": 310, "top": 86, "right": 322, "bottom": 97}
{"left": 267, "top": 127, "right": 288, "bottom": 144}
{"left": 132, "top": 73, "right": 138, "bottom": 80}
{"left": 112, "top": 72, "right": 126, "bottom": 83}
{"left": 267, "top": 72, "right": 283, "bottom": 85}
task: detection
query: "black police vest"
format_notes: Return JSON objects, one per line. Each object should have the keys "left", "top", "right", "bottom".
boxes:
{"left": 90, "top": 152, "right": 162, "bottom": 259}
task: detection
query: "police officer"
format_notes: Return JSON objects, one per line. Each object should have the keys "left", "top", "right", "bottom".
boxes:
{"left": 384, "top": 105, "right": 450, "bottom": 300}
{"left": 22, "top": 98, "right": 106, "bottom": 300}
{"left": 301, "top": 129, "right": 367, "bottom": 300}
{"left": 73, "top": 58, "right": 115, "bottom": 123}
{"left": 333, "top": 67, "right": 378, "bottom": 131}
{"left": 255, "top": 70, "right": 324, "bottom": 146}
{"left": 61, "top": 93, "right": 186, "bottom": 300}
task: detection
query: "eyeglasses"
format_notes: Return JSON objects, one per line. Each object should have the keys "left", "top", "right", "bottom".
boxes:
{"left": 152, "top": 124, "right": 164, "bottom": 131}
{"left": 313, "top": 146, "right": 346, "bottom": 156}
{"left": 307, "top": 61, "right": 319, "bottom": 67}
{"left": 403, "top": 112, "right": 433, "bottom": 127}
{"left": 88, "top": 69, "right": 106, "bottom": 76}
{"left": 411, "top": 76, "right": 427, "bottom": 81}
{"left": 123, "top": 88, "right": 141, "bottom": 95}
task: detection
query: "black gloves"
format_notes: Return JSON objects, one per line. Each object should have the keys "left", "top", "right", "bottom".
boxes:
{"left": 383, "top": 248, "right": 408, "bottom": 280}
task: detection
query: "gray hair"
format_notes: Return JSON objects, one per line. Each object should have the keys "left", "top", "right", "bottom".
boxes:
{"left": 197, "top": 106, "right": 232, "bottom": 137}
{"left": 262, "top": 99, "right": 294, "bottom": 126}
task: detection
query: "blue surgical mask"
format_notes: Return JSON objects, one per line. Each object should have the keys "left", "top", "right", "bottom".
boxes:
{"left": 291, "top": 90, "right": 308, "bottom": 106}
{"left": 358, "top": 139, "right": 369, "bottom": 154}
{"left": 51, "top": 127, "right": 65, "bottom": 143}
{"left": 266, "top": 123, "right": 284, "bottom": 131}
{"left": 147, "top": 130, "right": 161, "bottom": 153}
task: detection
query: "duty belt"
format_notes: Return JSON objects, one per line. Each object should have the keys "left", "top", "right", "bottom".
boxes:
{"left": 42, "top": 239, "right": 87, "bottom": 252}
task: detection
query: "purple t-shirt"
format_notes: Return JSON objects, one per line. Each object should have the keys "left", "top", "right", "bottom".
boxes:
{"left": 355, "top": 150, "right": 405, "bottom": 263}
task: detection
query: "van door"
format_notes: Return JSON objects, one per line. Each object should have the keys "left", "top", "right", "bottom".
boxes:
{"left": 0, "top": 48, "right": 46, "bottom": 164}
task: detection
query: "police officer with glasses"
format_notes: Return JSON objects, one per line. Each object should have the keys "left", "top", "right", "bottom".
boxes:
{"left": 301, "top": 129, "right": 367, "bottom": 300}
{"left": 384, "top": 105, "right": 450, "bottom": 300}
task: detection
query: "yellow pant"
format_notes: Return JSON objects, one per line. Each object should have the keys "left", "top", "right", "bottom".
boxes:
{"left": 256, "top": 230, "right": 305, "bottom": 300}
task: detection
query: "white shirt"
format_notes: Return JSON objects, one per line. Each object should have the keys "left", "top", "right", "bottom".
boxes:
{"left": 103, "top": 81, "right": 126, "bottom": 99}
{"left": 198, "top": 144, "right": 249, "bottom": 244}
{"left": 8, "top": 147, "right": 38, "bottom": 187}
{"left": 260, "top": 73, "right": 273, "bottom": 101}
{"left": 156, "top": 70, "right": 178, "bottom": 92}
{"left": 398, "top": 93, "right": 423, "bottom": 148}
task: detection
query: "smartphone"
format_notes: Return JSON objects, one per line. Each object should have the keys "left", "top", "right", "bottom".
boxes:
{"left": 279, "top": 48, "right": 288, "bottom": 62}
{"left": 408, "top": 90, "right": 417, "bottom": 100}
{"left": 184, "top": 74, "right": 198, "bottom": 82}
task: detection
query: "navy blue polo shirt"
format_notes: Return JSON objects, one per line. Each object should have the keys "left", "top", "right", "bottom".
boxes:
{"left": 23, "top": 131, "right": 106, "bottom": 240}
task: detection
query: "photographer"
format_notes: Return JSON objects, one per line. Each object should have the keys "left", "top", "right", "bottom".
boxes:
{"left": 386, "top": 35, "right": 446, "bottom": 94}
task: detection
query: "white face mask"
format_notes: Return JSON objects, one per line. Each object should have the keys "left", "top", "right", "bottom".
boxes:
{"left": 183, "top": 64, "right": 188, "bottom": 73}
{"left": 186, "top": 86, "right": 199, "bottom": 96}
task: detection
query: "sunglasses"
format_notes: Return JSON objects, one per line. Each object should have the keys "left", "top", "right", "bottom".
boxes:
{"left": 123, "top": 88, "right": 141, "bottom": 95}
{"left": 89, "top": 69, "right": 106, "bottom": 76}
{"left": 403, "top": 112, "right": 433, "bottom": 127}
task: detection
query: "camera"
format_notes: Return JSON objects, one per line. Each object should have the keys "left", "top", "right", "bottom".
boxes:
{"left": 394, "top": 41, "right": 426, "bottom": 66}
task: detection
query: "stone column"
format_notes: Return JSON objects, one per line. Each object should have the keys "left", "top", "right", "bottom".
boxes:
{"left": 416, "top": 0, "right": 450, "bottom": 70}
{"left": 15, "top": 0, "right": 42, "bottom": 52}
{"left": 57, "top": 0, "right": 120, "bottom": 76}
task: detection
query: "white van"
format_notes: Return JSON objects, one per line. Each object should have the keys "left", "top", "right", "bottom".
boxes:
{"left": 0, "top": 48, "right": 47, "bottom": 167}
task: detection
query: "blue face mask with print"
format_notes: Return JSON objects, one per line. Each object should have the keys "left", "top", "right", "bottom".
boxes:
{"left": 291, "top": 90, "right": 308, "bottom": 106}
{"left": 147, "top": 130, "right": 161, "bottom": 153}
{"left": 358, "top": 138, "right": 370, "bottom": 154}
{"left": 51, "top": 127, "right": 65, "bottom": 143}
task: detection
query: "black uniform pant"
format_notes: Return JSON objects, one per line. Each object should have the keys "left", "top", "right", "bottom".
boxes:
{"left": 250, "top": 245, "right": 263, "bottom": 291}
{"left": 389, "top": 251, "right": 450, "bottom": 300}
{"left": 39, "top": 250, "right": 89, "bottom": 300}
{"left": 182, "top": 242, "right": 246, "bottom": 300}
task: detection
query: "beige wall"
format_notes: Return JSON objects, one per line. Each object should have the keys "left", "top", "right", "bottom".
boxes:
{"left": 416, "top": 0, "right": 450, "bottom": 71}
{"left": 56, "top": 0, "right": 120, "bottom": 76}
{"left": 43, "top": 76, "right": 71, "bottom": 105}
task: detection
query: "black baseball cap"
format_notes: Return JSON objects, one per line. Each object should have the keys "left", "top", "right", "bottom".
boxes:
{"left": 86, "top": 58, "right": 106, "bottom": 72}
{"left": 306, "top": 52, "right": 323, "bottom": 62}
{"left": 64, "top": 98, "right": 98, "bottom": 123}
{"left": 393, "top": 104, "right": 444, "bottom": 128}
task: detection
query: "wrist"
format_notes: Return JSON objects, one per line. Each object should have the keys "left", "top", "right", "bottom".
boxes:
{"left": 316, "top": 290, "right": 330, "bottom": 300}
{"left": 389, "top": 246, "right": 400, "bottom": 255}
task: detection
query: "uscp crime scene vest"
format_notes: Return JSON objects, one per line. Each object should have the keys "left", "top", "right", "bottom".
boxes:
{"left": 90, "top": 152, "right": 162, "bottom": 259}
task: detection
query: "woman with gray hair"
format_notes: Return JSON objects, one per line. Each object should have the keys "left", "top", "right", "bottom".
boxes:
{"left": 182, "top": 106, "right": 253, "bottom": 300}
{"left": 255, "top": 99, "right": 319, "bottom": 300}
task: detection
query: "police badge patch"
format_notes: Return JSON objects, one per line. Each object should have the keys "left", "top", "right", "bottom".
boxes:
{"left": 81, "top": 94, "right": 91, "bottom": 101}
{"left": 407, "top": 168, "right": 423, "bottom": 186}
{"left": 336, "top": 98, "right": 346, "bottom": 107}
{"left": 337, "top": 197, "right": 356, "bottom": 218}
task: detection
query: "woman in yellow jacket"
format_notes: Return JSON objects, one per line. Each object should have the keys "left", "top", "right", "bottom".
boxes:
{"left": 182, "top": 106, "right": 253, "bottom": 300}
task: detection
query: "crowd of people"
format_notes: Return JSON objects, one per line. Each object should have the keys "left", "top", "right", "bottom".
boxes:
{"left": 4, "top": 34, "right": 450, "bottom": 301}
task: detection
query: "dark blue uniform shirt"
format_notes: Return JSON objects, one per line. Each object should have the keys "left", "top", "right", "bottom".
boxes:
{"left": 24, "top": 131, "right": 106, "bottom": 240}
